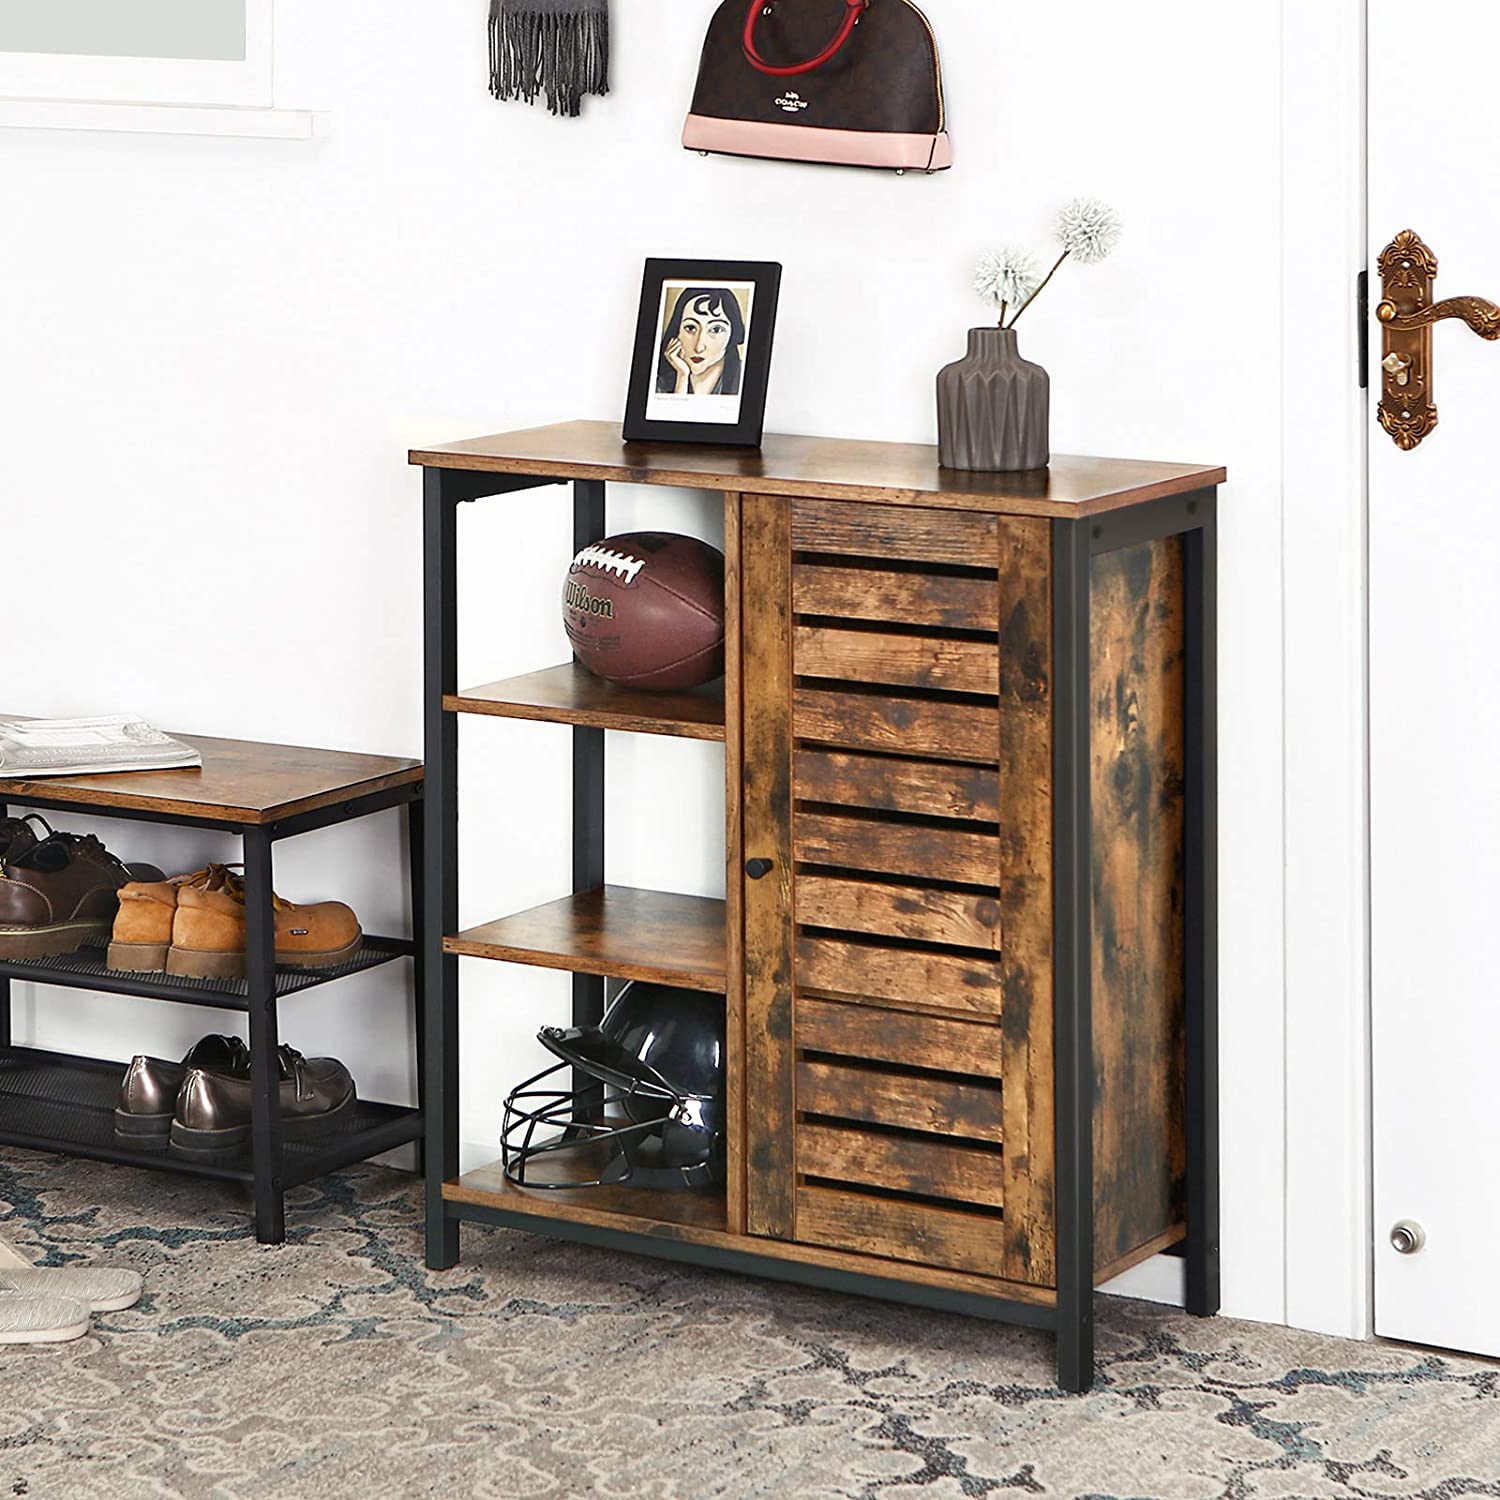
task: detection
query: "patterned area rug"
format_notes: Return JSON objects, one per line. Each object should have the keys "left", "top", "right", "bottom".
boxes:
{"left": 0, "top": 1151, "right": 1496, "bottom": 1500}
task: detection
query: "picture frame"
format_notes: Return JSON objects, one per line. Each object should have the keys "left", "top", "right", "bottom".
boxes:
{"left": 623, "top": 258, "right": 782, "bottom": 448}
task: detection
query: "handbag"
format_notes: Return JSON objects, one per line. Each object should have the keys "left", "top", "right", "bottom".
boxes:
{"left": 683, "top": 0, "right": 952, "bottom": 174}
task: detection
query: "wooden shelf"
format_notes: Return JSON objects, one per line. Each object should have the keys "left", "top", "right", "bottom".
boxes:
{"left": 447, "top": 664, "right": 725, "bottom": 741}
{"left": 446, "top": 1155, "right": 727, "bottom": 1235}
{"left": 411, "top": 419, "right": 1227, "bottom": 520}
{"left": 0, "top": 719, "right": 421, "bottom": 826}
{"left": 445, "top": 886, "right": 727, "bottom": 992}
{"left": 444, "top": 1157, "right": 1056, "bottom": 1306}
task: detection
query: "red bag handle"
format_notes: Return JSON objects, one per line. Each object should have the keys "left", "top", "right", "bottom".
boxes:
{"left": 743, "top": 0, "right": 868, "bottom": 78}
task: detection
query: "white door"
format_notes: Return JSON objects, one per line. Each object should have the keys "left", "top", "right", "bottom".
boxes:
{"left": 1370, "top": 0, "right": 1500, "bottom": 1357}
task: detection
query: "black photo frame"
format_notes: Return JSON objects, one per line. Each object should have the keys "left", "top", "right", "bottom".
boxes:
{"left": 623, "top": 259, "right": 782, "bottom": 448}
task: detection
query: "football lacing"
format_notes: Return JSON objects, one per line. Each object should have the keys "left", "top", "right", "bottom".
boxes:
{"left": 572, "top": 544, "right": 646, "bottom": 584}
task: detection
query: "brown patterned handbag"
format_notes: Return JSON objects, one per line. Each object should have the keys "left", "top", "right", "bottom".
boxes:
{"left": 683, "top": 0, "right": 952, "bottom": 174}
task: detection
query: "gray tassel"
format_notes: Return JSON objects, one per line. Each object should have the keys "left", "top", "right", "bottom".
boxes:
{"left": 490, "top": 0, "right": 609, "bottom": 119}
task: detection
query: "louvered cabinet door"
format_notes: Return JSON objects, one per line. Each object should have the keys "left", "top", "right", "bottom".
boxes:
{"left": 739, "top": 493, "right": 1057, "bottom": 1287}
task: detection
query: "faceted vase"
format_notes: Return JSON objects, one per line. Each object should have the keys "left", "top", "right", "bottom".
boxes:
{"left": 936, "top": 327, "right": 1050, "bottom": 472}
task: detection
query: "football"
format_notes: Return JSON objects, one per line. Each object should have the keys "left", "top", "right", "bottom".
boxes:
{"left": 564, "top": 531, "right": 726, "bottom": 691}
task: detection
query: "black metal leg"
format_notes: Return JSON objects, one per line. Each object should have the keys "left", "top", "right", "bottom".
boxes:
{"left": 572, "top": 479, "right": 607, "bottom": 1114}
{"left": 572, "top": 726, "right": 606, "bottom": 1112}
{"left": 1052, "top": 518, "right": 1095, "bottom": 1394}
{"left": 1184, "top": 502, "right": 1221, "bottom": 1317}
{"left": 408, "top": 796, "right": 427, "bottom": 1178}
{"left": 242, "top": 826, "right": 285, "bottom": 1245}
{"left": 424, "top": 469, "right": 461, "bottom": 1270}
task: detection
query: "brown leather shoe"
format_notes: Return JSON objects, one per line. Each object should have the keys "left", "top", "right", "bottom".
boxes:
{"left": 0, "top": 821, "right": 165, "bottom": 960}
{"left": 113, "top": 1035, "right": 251, "bottom": 1152}
{"left": 0, "top": 816, "right": 43, "bottom": 866}
{"left": 169, "top": 1047, "right": 356, "bottom": 1163}
{"left": 108, "top": 865, "right": 362, "bottom": 978}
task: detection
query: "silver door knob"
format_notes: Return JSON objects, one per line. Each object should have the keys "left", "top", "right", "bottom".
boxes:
{"left": 1390, "top": 1220, "right": 1426, "bottom": 1255}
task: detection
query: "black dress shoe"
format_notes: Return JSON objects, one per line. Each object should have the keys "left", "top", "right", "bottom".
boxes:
{"left": 169, "top": 1047, "right": 355, "bottom": 1164}
{"left": 113, "top": 1035, "right": 251, "bottom": 1152}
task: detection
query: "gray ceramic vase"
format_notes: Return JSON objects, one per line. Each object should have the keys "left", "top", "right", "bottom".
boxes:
{"left": 936, "top": 327, "right": 1050, "bottom": 472}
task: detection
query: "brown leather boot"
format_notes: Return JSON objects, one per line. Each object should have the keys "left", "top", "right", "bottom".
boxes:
{"left": 107, "top": 875, "right": 186, "bottom": 973}
{"left": 108, "top": 865, "right": 240, "bottom": 973}
{"left": 0, "top": 822, "right": 165, "bottom": 960}
{"left": 161, "top": 865, "right": 361, "bottom": 979}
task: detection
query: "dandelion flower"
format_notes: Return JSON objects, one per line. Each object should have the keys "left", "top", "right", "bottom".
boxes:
{"left": 974, "top": 245, "right": 1043, "bottom": 313}
{"left": 1055, "top": 196, "right": 1123, "bottom": 265}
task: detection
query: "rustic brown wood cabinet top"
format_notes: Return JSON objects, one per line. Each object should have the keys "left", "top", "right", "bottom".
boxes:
{"left": 414, "top": 422, "right": 1222, "bottom": 1393}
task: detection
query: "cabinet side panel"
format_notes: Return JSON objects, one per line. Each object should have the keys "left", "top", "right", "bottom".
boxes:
{"left": 1090, "top": 537, "right": 1188, "bottom": 1271}
{"left": 740, "top": 492, "right": 797, "bottom": 1241}
{"left": 997, "top": 517, "right": 1057, "bottom": 1286}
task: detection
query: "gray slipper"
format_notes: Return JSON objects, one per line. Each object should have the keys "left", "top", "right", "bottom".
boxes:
{"left": 0, "top": 1292, "right": 90, "bottom": 1344}
{"left": 0, "top": 1239, "right": 142, "bottom": 1312}
{"left": 0, "top": 1266, "right": 142, "bottom": 1312}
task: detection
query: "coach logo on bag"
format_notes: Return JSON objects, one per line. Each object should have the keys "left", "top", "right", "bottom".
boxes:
{"left": 775, "top": 91, "right": 809, "bottom": 114}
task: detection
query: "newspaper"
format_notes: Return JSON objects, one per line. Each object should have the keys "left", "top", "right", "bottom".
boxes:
{"left": 0, "top": 715, "right": 202, "bottom": 778}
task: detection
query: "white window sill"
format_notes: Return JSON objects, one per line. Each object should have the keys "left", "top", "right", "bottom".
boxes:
{"left": 0, "top": 98, "right": 320, "bottom": 139}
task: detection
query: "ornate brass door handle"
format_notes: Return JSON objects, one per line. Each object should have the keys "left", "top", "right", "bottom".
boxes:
{"left": 1377, "top": 295, "right": 1500, "bottom": 338}
{"left": 1377, "top": 229, "right": 1500, "bottom": 450}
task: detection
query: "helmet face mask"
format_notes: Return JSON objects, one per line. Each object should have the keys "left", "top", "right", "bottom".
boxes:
{"left": 502, "top": 982, "right": 726, "bottom": 1192}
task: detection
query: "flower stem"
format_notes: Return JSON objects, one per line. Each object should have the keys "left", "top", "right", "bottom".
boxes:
{"left": 998, "top": 300, "right": 1008, "bottom": 327}
{"left": 1006, "top": 251, "right": 1069, "bottom": 328}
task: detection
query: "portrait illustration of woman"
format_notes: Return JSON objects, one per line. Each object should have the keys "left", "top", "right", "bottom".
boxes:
{"left": 656, "top": 286, "right": 748, "bottom": 398}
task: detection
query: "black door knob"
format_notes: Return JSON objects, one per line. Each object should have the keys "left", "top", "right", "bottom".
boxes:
{"left": 745, "top": 858, "right": 775, "bottom": 880}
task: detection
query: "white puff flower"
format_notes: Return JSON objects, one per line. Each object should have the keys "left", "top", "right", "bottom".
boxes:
{"left": 1055, "top": 196, "right": 1123, "bottom": 265}
{"left": 973, "top": 245, "right": 1043, "bottom": 312}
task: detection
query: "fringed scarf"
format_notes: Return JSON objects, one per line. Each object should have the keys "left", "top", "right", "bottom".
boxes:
{"left": 489, "top": 0, "right": 609, "bottom": 118}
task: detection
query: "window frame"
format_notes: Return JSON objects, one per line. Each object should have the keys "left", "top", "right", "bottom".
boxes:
{"left": 0, "top": 0, "right": 272, "bottom": 107}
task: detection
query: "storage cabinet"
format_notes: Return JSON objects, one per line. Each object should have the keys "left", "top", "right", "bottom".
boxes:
{"left": 414, "top": 421, "right": 1222, "bottom": 1393}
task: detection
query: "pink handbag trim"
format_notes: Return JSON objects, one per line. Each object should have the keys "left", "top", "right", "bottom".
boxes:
{"left": 683, "top": 113, "right": 953, "bottom": 172}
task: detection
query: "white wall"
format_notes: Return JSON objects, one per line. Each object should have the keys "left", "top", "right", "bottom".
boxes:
{"left": 2, "top": 1, "right": 1290, "bottom": 1324}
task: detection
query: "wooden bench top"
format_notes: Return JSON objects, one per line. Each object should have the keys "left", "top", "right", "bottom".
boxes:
{"left": 411, "top": 420, "right": 1225, "bottom": 519}
{"left": 0, "top": 726, "right": 422, "bottom": 825}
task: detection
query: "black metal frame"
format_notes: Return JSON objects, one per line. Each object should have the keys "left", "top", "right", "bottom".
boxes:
{"left": 572, "top": 481, "right": 608, "bottom": 1117}
{"left": 420, "top": 464, "right": 1220, "bottom": 1397}
{"left": 421, "top": 465, "right": 566, "bottom": 1268}
{"left": 1049, "top": 489, "right": 1221, "bottom": 1392}
{"left": 1051, "top": 517, "right": 1095, "bottom": 1392}
{"left": 457, "top": 1197, "right": 1060, "bottom": 1330}
{"left": 0, "top": 782, "right": 426, "bottom": 1245}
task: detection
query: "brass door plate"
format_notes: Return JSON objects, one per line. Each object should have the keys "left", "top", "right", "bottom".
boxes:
{"left": 1377, "top": 229, "right": 1500, "bottom": 450}
{"left": 1377, "top": 231, "right": 1438, "bottom": 450}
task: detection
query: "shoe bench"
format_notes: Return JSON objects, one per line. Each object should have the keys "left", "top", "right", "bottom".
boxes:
{"left": 413, "top": 420, "right": 1224, "bottom": 1393}
{"left": 0, "top": 732, "right": 425, "bottom": 1242}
